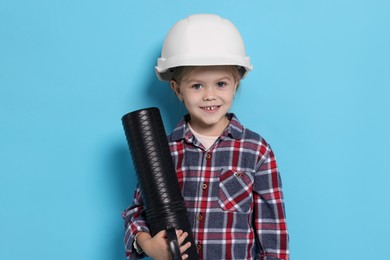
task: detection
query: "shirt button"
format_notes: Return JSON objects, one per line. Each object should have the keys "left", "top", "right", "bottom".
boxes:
{"left": 197, "top": 213, "right": 203, "bottom": 221}
{"left": 235, "top": 172, "right": 243, "bottom": 178}
{"left": 201, "top": 183, "right": 207, "bottom": 190}
{"left": 206, "top": 153, "right": 211, "bottom": 159}
{"left": 197, "top": 243, "right": 202, "bottom": 251}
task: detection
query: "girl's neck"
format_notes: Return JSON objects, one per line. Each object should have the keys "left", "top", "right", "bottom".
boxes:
{"left": 188, "top": 117, "right": 229, "bottom": 136}
{"left": 188, "top": 124, "right": 219, "bottom": 150}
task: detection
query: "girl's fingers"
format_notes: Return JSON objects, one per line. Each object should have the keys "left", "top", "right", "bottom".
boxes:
{"left": 176, "top": 229, "right": 191, "bottom": 256}
{"left": 176, "top": 229, "right": 183, "bottom": 237}
{"left": 180, "top": 242, "right": 191, "bottom": 254}
{"left": 178, "top": 231, "right": 188, "bottom": 245}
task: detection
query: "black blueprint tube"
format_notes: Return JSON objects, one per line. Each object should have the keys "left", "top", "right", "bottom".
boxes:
{"left": 122, "top": 107, "right": 198, "bottom": 260}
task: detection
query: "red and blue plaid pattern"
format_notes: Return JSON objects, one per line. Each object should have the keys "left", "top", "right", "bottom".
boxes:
{"left": 123, "top": 114, "right": 289, "bottom": 259}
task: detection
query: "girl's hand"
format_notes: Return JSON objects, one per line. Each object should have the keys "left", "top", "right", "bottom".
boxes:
{"left": 137, "top": 230, "right": 192, "bottom": 260}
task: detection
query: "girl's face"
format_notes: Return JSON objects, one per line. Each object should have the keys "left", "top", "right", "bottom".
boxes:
{"left": 170, "top": 66, "right": 239, "bottom": 136}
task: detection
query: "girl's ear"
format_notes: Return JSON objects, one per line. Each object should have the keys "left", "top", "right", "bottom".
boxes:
{"left": 170, "top": 80, "right": 183, "bottom": 101}
{"left": 234, "top": 80, "right": 240, "bottom": 92}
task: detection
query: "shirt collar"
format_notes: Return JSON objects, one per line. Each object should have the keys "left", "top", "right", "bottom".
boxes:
{"left": 169, "top": 113, "right": 244, "bottom": 142}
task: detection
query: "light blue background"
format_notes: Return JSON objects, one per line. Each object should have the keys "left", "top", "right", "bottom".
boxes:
{"left": 1, "top": 0, "right": 389, "bottom": 259}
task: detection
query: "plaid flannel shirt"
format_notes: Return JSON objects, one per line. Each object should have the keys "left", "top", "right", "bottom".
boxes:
{"left": 123, "top": 114, "right": 289, "bottom": 259}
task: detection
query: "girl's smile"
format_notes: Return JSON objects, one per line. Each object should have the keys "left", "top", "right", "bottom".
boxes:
{"left": 200, "top": 105, "right": 221, "bottom": 111}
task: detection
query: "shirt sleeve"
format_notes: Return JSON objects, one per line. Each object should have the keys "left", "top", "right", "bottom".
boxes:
{"left": 122, "top": 184, "right": 150, "bottom": 259}
{"left": 253, "top": 144, "right": 289, "bottom": 260}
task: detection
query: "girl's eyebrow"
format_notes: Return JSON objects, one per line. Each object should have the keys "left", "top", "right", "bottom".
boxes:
{"left": 185, "top": 76, "right": 233, "bottom": 83}
{"left": 184, "top": 79, "right": 203, "bottom": 84}
{"left": 216, "top": 76, "right": 233, "bottom": 81}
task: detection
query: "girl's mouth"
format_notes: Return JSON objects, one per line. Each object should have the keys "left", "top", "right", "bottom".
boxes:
{"left": 200, "top": 105, "right": 220, "bottom": 111}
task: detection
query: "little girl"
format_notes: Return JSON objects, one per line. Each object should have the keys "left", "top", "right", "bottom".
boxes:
{"left": 123, "top": 14, "right": 289, "bottom": 260}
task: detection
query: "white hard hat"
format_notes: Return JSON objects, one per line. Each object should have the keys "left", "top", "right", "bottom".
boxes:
{"left": 155, "top": 14, "right": 253, "bottom": 82}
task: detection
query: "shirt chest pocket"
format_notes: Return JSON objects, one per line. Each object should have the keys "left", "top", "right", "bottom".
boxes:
{"left": 218, "top": 169, "right": 254, "bottom": 213}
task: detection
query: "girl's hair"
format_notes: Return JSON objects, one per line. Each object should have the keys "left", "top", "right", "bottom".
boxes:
{"left": 171, "top": 65, "right": 243, "bottom": 86}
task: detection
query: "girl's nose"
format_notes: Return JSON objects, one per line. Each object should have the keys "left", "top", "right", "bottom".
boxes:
{"left": 202, "top": 87, "right": 216, "bottom": 101}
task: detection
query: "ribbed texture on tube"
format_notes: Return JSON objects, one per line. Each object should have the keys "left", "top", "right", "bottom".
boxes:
{"left": 122, "top": 107, "right": 198, "bottom": 260}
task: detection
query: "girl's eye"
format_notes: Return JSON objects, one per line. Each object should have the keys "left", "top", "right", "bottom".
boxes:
{"left": 192, "top": 84, "right": 202, "bottom": 89}
{"left": 217, "top": 81, "right": 227, "bottom": 87}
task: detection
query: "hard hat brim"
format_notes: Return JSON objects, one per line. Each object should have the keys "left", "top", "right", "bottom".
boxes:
{"left": 155, "top": 54, "right": 253, "bottom": 82}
